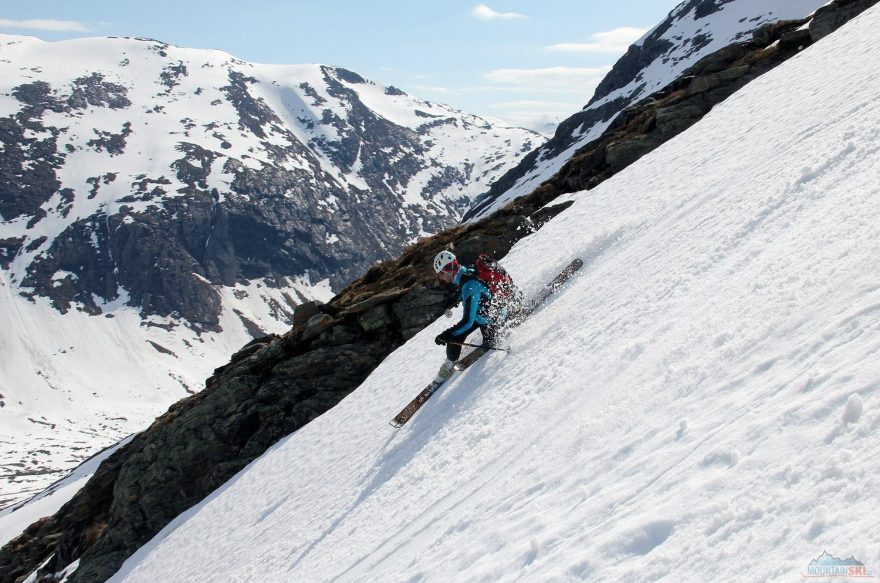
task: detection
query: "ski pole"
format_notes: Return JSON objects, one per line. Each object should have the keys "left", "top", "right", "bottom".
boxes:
{"left": 447, "top": 341, "right": 510, "bottom": 352}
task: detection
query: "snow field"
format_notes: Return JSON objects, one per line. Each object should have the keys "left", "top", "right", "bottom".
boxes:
{"left": 0, "top": 272, "right": 331, "bottom": 510}
{"left": 104, "top": 5, "right": 880, "bottom": 583}
{"left": 0, "top": 436, "right": 132, "bottom": 546}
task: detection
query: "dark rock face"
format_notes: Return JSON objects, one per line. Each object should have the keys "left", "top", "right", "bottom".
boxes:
{"left": 692, "top": 0, "right": 737, "bottom": 19}
{"left": 67, "top": 73, "right": 131, "bottom": 110}
{"left": 0, "top": 73, "right": 131, "bottom": 228}
{"left": 809, "top": 0, "right": 879, "bottom": 40}
{"left": 0, "top": 82, "right": 67, "bottom": 222}
{"left": 0, "top": 238, "right": 23, "bottom": 269}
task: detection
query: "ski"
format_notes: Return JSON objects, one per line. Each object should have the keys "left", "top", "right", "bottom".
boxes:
{"left": 389, "top": 258, "right": 583, "bottom": 428}
{"left": 522, "top": 257, "right": 585, "bottom": 317}
{"left": 389, "top": 380, "right": 445, "bottom": 428}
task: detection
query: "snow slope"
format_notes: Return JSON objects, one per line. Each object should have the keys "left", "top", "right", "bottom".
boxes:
{"left": 0, "top": 271, "right": 332, "bottom": 509}
{"left": 64, "top": 4, "right": 880, "bottom": 581}
{"left": 0, "top": 436, "right": 132, "bottom": 547}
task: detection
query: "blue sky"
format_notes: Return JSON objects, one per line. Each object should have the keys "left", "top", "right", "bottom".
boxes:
{"left": 0, "top": 1, "right": 680, "bottom": 132}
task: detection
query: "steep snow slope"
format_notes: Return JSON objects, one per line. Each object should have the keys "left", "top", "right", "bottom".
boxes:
{"left": 464, "top": 0, "right": 829, "bottom": 221}
{"left": 59, "top": 4, "right": 880, "bottom": 581}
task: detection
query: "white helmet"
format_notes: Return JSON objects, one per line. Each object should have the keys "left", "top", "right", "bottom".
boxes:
{"left": 433, "top": 250, "right": 458, "bottom": 274}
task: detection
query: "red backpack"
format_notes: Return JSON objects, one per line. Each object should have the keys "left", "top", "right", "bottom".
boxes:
{"left": 474, "top": 254, "right": 515, "bottom": 299}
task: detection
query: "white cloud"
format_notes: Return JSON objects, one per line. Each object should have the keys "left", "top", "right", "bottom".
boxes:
{"left": 472, "top": 4, "right": 526, "bottom": 21}
{"left": 547, "top": 26, "right": 648, "bottom": 54}
{"left": 0, "top": 18, "right": 91, "bottom": 32}
{"left": 484, "top": 66, "right": 611, "bottom": 93}
{"left": 474, "top": 67, "right": 611, "bottom": 132}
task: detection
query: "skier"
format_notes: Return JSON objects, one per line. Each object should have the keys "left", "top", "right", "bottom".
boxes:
{"left": 430, "top": 250, "right": 514, "bottom": 385}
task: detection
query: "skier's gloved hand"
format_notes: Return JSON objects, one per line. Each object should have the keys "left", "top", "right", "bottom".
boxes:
{"left": 435, "top": 330, "right": 453, "bottom": 345}
{"left": 444, "top": 309, "right": 453, "bottom": 318}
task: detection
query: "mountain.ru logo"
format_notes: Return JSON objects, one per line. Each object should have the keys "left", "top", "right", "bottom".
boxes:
{"left": 802, "top": 551, "right": 875, "bottom": 578}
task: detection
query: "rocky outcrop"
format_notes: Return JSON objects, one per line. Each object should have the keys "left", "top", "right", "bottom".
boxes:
{"left": 809, "top": 0, "right": 879, "bottom": 41}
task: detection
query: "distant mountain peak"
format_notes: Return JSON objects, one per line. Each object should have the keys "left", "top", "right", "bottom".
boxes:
{"left": 0, "top": 31, "right": 541, "bottom": 503}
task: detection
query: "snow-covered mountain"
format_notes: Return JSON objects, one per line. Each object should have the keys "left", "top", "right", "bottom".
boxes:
{"left": 0, "top": 34, "right": 541, "bottom": 506}
{"left": 98, "top": 4, "right": 880, "bottom": 580}
{"left": 464, "top": 0, "right": 830, "bottom": 221}
{"left": 3, "top": 0, "right": 878, "bottom": 580}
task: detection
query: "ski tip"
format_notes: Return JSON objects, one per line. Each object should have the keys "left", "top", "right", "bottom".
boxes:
{"left": 389, "top": 420, "right": 403, "bottom": 429}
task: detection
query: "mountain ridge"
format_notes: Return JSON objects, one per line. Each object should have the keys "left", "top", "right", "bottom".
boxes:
{"left": 0, "top": 32, "right": 540, "bottom": 505}
{"left": 463, "top": 0, "right": 830, "bottom": 221}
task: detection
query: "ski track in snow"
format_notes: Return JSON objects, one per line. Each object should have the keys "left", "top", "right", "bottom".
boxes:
{"left": 25, "top": 5, "right": 880, "bottom": 582}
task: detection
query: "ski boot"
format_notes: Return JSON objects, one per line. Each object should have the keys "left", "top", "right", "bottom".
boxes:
{"left": 431, "top": 359, "right": 456, "bottom": 387}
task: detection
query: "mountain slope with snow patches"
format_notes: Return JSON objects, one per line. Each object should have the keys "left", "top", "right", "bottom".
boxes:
{"left": 464, "top": 0, "right": 830, "bottom": 221}
{"left": 0, "top": 34, "right": 540, "bottom": 506}
{"left": 91, "top": 4, "right": 880, "bottom": 582}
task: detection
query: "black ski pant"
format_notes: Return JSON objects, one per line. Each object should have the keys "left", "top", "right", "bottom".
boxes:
{"left": 446, "top": 322, "right": 498, "bottom": 361}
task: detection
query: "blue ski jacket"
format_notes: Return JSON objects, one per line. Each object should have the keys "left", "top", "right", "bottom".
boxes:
{"left": 448, "top": 267, "right": 493, "bottom": 336}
